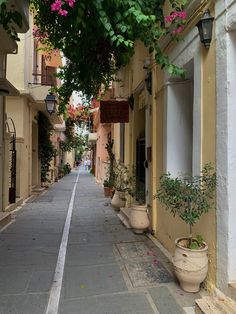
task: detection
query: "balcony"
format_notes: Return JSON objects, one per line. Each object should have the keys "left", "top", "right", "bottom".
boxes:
{"left": 28, "top": 72, "right": 63, "bottom": 124}
{"left": 29, "top": 69, "right": 58, "bottom": 101}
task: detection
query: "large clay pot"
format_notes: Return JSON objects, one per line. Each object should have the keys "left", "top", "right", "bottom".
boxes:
{"left": 129, "top": 204, "right": 150, "bottom": 234}
{"left": 111, "top": 191, "right": 126, "bottom": 210}
{"left": 173, "top": 238, "right": 208, "bottom": 293}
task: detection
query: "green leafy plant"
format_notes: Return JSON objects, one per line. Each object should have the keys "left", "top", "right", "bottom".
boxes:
{"left": 154, "top": 163, "right": 217, "bottom": 249}
{"left": 60, "top": 118, "right": 88, "bottom": 153}
{"left": 113, "top": 160, "right": 130, "bottom": 192}
{"left": 103, "top": 179, "right": 110, "bottom": 188}
{"left": 0, "top": 1, "right": 23, "bottom": 41}
{"left": 126, "top": 166, "right": 145, "bottom": 205}
{"left": 38, "top": 111, "right": 57, "bottom": 182}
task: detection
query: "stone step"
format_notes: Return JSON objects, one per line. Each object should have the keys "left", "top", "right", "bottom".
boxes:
{"left": 5, "top": 197, "right": 23, "bottom": 212}
{"left": 117, "top": 207, "right": 132, "bottom": 228}
{"left": 229, "top": 283, "right": 236, "bottom": 302}
{"left": 195, "top": 296, "right": 236, "bottom": 314}
{"left": 0, "top": 212, "right": 12, "bottom": 230}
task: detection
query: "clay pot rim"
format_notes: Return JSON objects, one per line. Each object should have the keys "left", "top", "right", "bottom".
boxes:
{"left": 131, "top": 204, "right": 147, "bottom": 211}
{"left": 175, "top": 237, "right": 208, "bottom": 252}
{"left": 115, "top": 190, "right": 126, "bottom": 194}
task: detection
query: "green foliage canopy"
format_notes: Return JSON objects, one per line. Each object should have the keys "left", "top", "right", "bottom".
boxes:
{"left": 60, "top": 118, "right": 88, "bottom": 153}
{"left": 31, "top": 0, "right": 187, "bottom": 113}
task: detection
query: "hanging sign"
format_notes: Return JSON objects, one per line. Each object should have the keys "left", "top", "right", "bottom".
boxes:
{"left": 100, "top": 100, "right": 129, "bottom": 123}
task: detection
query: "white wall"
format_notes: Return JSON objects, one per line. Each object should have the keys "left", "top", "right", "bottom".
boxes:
{"left": 0, "top": 96, "right": 4, "bottom": 211}
{"left": 164, "top": 81, "right": 193, "bottom": 176}
{"left": 216, "top": 0, "right": 236, "bottom": 291}
{"left": 164, "top": 23, "right": 202, "bottom": 175}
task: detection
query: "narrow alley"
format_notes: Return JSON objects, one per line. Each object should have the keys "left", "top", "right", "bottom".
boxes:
{"left": 0, "top": 169, "right": 198, "bottom": 314}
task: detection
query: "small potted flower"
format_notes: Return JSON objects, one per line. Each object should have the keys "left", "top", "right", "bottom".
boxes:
{"left": 103, "top": 179, "right": 112, "bottom": 197}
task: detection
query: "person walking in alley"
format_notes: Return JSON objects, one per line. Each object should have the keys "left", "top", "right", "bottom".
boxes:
{"left": 87, "top": 158, "right": 91, "bottom": 171}
{"left": 84, "top": 159, "right": 87, "bottom": 170}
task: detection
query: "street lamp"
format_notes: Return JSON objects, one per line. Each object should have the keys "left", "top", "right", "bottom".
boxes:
{"left": 44, "top": 92, "right": 57, "bottom": 114}
{"left": 196, "top": 10, "right": 214, "bottom": 49}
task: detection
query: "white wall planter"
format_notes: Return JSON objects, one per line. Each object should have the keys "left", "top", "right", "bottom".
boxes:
{"left": 129, "top": 204, "right": 150, "bottom": 234}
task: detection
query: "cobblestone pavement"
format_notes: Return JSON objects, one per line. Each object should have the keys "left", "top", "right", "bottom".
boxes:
{"left": 0, "top": 169, "right": 199, "bottom": 314}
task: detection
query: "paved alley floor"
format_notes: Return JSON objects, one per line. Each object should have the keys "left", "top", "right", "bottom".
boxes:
{"left": 0, "top": 170, "right": 199, "bottom": 314}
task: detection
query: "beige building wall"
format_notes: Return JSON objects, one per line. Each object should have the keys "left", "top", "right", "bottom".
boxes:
{"left": 152, "top": 3, "right": 216, "bottom": 290}
{"left": 6, "top": 96, "right": 34, "bottom": 200}
{"left": 113, "top": 2, "right": 216, "bottom": 291}
{"left": 64, "top": 150, "right": 75, "bottom": 168}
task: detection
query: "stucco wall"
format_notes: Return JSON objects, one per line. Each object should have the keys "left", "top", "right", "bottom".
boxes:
{"left": 215, "top": 0, "right": 236, "bottom": 292}
{"left": 0, "top": 96, "right": 4, "bottom": 211}
{"left": 6, "top": 96, "right": 32, "bottom": 199}
{"left": 153, "top": 4, "right": 217, "bottom": 290}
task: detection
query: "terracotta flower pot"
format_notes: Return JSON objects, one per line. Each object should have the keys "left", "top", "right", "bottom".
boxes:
{"left": 173, "top": 238, "right": 208, "bottom": 293}
{"left": 129, "top": 204, "right": 150, "bottom": 234}
{"left": 103, "top": 186, "right": 110, "bottom": 197}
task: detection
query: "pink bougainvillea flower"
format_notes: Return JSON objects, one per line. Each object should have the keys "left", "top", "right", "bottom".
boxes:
{"left": 65, "top": 0, "right": 75, "bottom": 8}
{"left": 172, "top": 25, "right": 185, "bottom": 35}
{"left": 164, "top": 15, "right": 173, "bottom": 23}
{"left": 59, "top": 9, "right": 68, "bottom": 16}
{"left": 178, "top": 11, "right": 187, "bottom": 19}
{"left": 51, "top": 0, "right": 62, "bottom": 11}
{"left": 165, "top": 11, "right": 187, "bottom": 24}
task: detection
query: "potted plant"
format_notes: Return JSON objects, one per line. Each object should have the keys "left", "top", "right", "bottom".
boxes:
{"left": 111, "top": 160, "right": 129, "bottom": 210}
{"left": 103, "top": 179, "right": 112, "bottom": 197}
{"left": 128, "top": 168, "right": 150, "bottom": 234}
{"left": 154, "top": 163, "right": 216, "bottom": 293}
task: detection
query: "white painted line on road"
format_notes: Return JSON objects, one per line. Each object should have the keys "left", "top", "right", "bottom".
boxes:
{"left": 46, "top": 171, "right": 80, "bottom": 314}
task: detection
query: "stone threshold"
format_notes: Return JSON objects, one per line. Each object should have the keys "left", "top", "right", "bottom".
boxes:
{"left": 117, "top": 207, "right": 132, "bottom": 228}
{"left": 4, "top": 197, "right": 23, "bottom": 212}
{"left": 195, "top": 295, "right": 236, "bottom": 314}
{"left": 0, "top": 212, "right": 12, "bottom": 230}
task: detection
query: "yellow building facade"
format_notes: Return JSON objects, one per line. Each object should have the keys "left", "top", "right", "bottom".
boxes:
{"left": 112, "top": 0, "right": 218, "bottom": 292}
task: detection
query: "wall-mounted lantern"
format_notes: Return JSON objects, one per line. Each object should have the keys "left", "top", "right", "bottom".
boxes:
{"left": 44, "top": 92, "right": 57, "bottom": 114}
{"left": 145, "top": 71, "right": 152, "bottom": 95}
{"left": 196, "top": 10, "right": 214, "bottom": 49}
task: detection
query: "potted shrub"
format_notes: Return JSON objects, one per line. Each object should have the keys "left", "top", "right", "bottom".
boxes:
{"left": 111, "top": 160, "right": 129, "bottom": 210}
{"left": 154, "top": 163, "right": 216, "bottom": 293}
{"left": 103, "top": 179, "right": 112, "bottom": 197}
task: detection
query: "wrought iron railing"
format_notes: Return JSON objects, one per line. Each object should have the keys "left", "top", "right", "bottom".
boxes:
{"left": 32, "top": 72, "right": 57, "bottom": 86}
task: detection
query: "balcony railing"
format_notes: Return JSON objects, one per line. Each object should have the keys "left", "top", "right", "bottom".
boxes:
{"left": 32, "top": 72, "right": 57, "bottom": 87}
